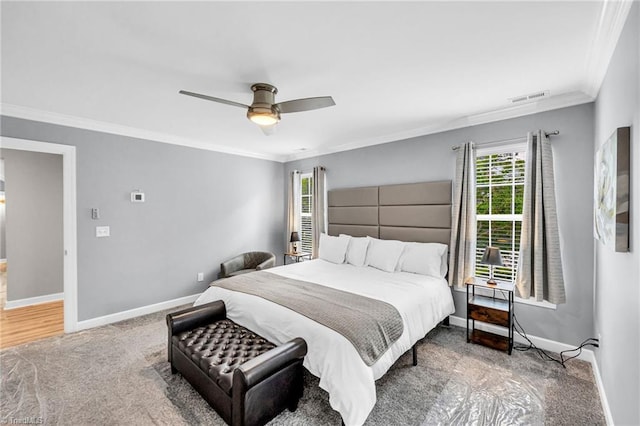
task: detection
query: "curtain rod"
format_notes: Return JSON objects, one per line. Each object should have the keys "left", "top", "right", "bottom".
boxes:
{"left": 451, "top": 130, "right": 560, "bottom": 151}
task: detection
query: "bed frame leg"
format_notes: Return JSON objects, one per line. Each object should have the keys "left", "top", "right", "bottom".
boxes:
{"left": 412, "top": 344, "right": 417, "bottom": 366}
{"left": 442, "top": 316, "right": 450, "bottom": 326}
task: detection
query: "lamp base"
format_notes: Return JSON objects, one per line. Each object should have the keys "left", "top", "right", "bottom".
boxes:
{"left": 486, "top": 278, "right": 498, "bottom": 286}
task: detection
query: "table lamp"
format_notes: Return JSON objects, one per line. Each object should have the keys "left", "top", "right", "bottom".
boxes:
{"left": 480, "top": 246, "right": 503, "bottom": 286}
{"left": 290, "top": 232, "right": 301, "bottom": 253}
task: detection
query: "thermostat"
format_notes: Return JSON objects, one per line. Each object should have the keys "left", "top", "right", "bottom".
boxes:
{"left": 131, "top": 191, "right": 145, "bottom": 203}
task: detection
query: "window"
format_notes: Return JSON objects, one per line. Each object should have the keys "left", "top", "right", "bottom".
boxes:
{"left": 300, "top": 173, "right": 313, "bottom": 253}
{"left": 475, "top": 146, "right": 526, "bottom": 283}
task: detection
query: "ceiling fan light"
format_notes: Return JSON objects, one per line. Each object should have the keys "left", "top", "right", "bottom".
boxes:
{"left": 247, "top": 106, "right": 280, "bottom": 126}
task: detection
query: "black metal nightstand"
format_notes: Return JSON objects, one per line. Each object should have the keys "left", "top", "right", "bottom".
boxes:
{"left": 465, "top": 277, "right": 514, "bottom": 355}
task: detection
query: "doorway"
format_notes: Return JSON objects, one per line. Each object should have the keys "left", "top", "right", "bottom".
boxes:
{"left": 1, "top": 150, "right": 65, "bottom": 347}
{"left": 1, "top": 160, "right": 5, "bottom": 309}
{"left": 0, "top": 137, "right": 77, "bottom": 344}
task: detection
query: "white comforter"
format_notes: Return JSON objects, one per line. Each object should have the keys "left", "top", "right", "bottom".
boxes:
{"left": 194, "top": 259, "right": 455, "bottom": 426}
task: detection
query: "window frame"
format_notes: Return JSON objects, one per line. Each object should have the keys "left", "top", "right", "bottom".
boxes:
{"left": 475, "top": 143, "right": 526, "bottom": 284}
{"left": 472, "top": 142, "right": 556, "bottom": 309}
{"left": 299, "top": 172, "right": 313, "bottom": 254}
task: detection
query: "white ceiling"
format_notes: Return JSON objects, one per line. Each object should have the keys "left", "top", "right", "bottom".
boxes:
{"left": 0, "top": 1, "right": 631, "bottom": 162}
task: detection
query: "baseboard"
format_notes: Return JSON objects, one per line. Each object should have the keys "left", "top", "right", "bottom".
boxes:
{"left": 588, "top": 352, "right": 614, "bottom": 425}
{"left": 4, "top": 292, "right": 64, "bottom": 309}
{"left": 448, "top": 315, "right": 612, "bottom": 425}
{"left": 76, "top": 293, "right": 201, "bottom": 331}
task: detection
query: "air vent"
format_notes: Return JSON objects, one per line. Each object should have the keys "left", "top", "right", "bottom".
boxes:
{"left": 509, "top": 90, "right": 550, "bottom": 104}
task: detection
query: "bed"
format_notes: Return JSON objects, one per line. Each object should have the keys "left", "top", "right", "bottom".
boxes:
{"left": 194, "top": 181, "right": 456, "bottom": 425}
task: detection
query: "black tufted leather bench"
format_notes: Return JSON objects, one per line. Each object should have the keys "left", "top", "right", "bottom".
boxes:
{"left": 167, "top": 301, "right": 307, "bottom": 426}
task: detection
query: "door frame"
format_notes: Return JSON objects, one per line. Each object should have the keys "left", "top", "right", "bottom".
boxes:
{"left": 1, "top": 136, "right": 78, "bottom": 332}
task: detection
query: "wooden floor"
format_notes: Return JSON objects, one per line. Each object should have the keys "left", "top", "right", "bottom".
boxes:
{"left": 0, "top": 264, "right": 65, "bottom": 350}
{"left": 0, "top": 301, "right": 64, "bottom": 349}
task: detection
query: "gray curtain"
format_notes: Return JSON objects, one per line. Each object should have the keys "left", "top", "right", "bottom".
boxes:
{"left": 516, "top": 131, "right": 566, "bottom": 304}
{"left": 286, "top": 170, "right": 301, "bottom": 252}
{"left": 312, "top": 166, "right": 326, "bottom": 258}
{"left": 449, "top": 142, "right": 476, "bottom": 287}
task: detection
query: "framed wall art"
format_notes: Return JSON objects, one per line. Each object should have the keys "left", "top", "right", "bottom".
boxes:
{"left": 594, "top": 126, "right": 630, "bottom": 252}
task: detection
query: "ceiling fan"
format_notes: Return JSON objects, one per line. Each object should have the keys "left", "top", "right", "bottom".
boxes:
{"left": 179, "top": 83, "right": 335, "bottom": 135}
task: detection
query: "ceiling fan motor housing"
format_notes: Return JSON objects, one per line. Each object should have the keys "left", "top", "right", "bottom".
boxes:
{"left": 247, "top": 83, "right": 280, "bottom": 124}
{"left": 180, "top": 82, "right": 334, "bottom": 130}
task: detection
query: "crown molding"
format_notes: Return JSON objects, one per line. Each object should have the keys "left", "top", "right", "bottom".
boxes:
{"left": 583, "top": 0, "right": 634, "bottom": 98}
{"left": 3, "top": 89, "right": 593, "bottom": 165}
{"left": 284, "top": 90, "right": 594, "bottom": 162}
{"left": 0, "top": 103, "right": 284, "bottom": 162}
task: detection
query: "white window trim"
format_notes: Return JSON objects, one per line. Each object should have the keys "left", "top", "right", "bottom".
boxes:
{"left": 476, "top": 141, "right": 526, "bottom": 157}
{"left": 475, "top": 148, "right": 524, "bottom": 283}
{"left": 472, "top": 140, "right": 555, "bottom": 309}
{"left": 299, "top": 172, "right": 313, "bottom": 254}
{"left": 476, "top": 213, "right": 522, "bottom": 221}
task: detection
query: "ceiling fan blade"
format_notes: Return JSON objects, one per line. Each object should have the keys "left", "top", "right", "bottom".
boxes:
{"left": 179, "top": 90, "right": 249, "bottom": 109}
{"left": 260, "top": 123, "right": 278, "bottom": 136}
{"left": 275, "top": 96, "right": 335, "bottom": 114}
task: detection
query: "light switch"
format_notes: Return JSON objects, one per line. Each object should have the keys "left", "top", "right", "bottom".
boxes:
{"left": 91, "top": 208, "right": 100, "bottom": 220}
{"left": 96, "top": 226, "right": 110, "bottom": 238}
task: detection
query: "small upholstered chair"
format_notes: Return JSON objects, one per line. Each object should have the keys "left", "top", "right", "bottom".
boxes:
{"left": 219, "top": 251, "right": 276, "bottom": 279}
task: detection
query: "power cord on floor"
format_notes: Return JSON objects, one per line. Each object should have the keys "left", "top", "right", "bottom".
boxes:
{"left": 479, "top": 288, "right": 600, "bottom": 368}
{"left": 513, "top": 312, "right": 599, "bottom": 368}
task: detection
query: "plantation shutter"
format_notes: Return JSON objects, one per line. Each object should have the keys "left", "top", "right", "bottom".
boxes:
{"left": 475, "top": 146, "right": 526, "bottom": 283}
{"left": 300, "top": 174, "right": 313, "bottom": 254}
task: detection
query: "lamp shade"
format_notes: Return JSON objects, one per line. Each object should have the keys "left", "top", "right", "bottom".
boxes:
{"left": 480, "top": 246, "right": 503, "bottom": 266}
{"left": 290, "top": 232, "right": 301, "bottom": 243}
{"left": 247, "top": 106, "right": 280, "bottom": 126}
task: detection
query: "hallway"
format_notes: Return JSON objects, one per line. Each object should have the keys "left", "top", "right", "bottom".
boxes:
{"left": 0, "top": 262, "right": 64, "bottom": 349}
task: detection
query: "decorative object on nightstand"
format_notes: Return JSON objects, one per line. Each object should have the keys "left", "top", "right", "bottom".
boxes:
{"left": 466, "top": 277, "right": 514, "bottom": 355}
{"left": 283, "top": 252, "right": 312, "bottom": 265}
{"left": 480, "top": 246, "right": 503, "bottom": 286}
{"left": 289, "top": 231, "right": 301, "bottom": 253}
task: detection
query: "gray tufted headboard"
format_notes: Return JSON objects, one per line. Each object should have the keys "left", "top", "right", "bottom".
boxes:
{"left": 327, "top": 181, "right": 452, "bottom": 244}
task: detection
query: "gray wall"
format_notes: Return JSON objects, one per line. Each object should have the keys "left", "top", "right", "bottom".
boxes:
{"left": 1, "top": 117, "right": 285, "bottom": 321}
{"left": 1, "top": 149, "right": 63, "bottom": 301}
{"left": 593, "top": 3, "right": 639, "bottom": 425}
{"left": 286, "top": 103, "right": 595, "bottom": 346}
{"left": 0, "top": 159, "right": 5, "bottom": 259}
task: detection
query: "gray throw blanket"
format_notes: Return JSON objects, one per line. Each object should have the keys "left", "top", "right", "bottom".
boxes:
{"left": 215, "top": 271, "right": 404, "bottom": 366}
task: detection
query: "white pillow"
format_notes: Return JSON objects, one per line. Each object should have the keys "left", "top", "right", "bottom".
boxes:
{"left": 399, "top": 242, "right": 448, "bottom": 278}
{"left": 365, "top": 237, "right": 405, "bottom": 272}
{"left": 440, "top": 251, "right": 449, "bottom": 278}
{"left": 318, "top": 233, "right": 351, "bottom": 264}
{"left": 340, "top": 235, "right": 370, "bottom": 267}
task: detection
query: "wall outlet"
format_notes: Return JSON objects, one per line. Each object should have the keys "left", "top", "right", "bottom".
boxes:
{"left": 131, "top": 191, "right": 145, "bottom": 202}
{"left": 96, "top": 226, "right": 110, "bottom": 238}
{"left": 197, "top": 272, "right": 204, "bottom": 282}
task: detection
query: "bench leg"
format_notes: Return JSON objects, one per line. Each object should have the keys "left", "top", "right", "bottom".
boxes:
{"left": 412, "top": 344, "right": 418, "bottom": 366}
